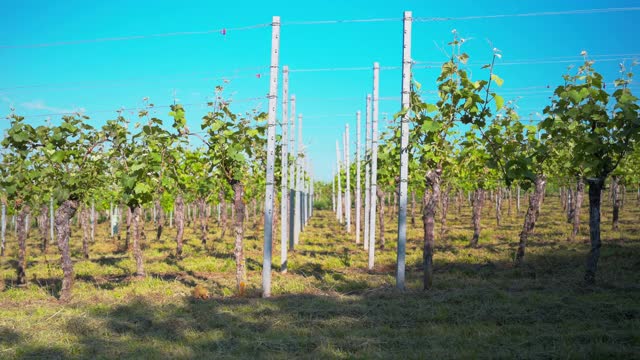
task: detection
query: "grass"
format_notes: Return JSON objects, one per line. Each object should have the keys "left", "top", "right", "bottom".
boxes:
{"left": 0, "top": 194, "right": 638, "bottom": 359}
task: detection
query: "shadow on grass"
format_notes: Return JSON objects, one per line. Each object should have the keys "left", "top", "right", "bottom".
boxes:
{"left": 2, "top": 208, "right": 639, "bottom": 358}
{"left": 4, "top": 280, "right": 639, "bottom": 359}
{"left": 0, "top": 326, "right": 22, "bottom": 346}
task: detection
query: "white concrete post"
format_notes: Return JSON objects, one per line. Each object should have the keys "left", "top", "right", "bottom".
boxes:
{"left": 396, "top": 10, "right": 412, "bottom": 289}
{"left": 280, "top": 65, "right": 289, "bottom": 272}
{"left": 368, "top": 62, "right": 380, "bottom": 271}
{"left": 355, "top": 110, "right": 361, "bottom": 244}
{"left": 262, "top": 15, "right": 280, "bottom": 298}
{"left": 364, "top": 94, "right": 372, "bottom": 251}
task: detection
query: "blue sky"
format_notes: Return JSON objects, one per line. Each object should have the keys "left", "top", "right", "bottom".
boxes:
{"left": 2, "top": 0, "right": 639, "bottom": 181}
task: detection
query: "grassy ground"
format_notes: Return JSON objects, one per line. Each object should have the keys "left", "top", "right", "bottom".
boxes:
{"left": 0, "top": 195, "right": 638, "bottom": 359}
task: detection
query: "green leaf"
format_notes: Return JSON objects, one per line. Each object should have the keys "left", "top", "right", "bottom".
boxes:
{"left": 51, "top": 151, "right": 66, "bottom": 163}
{"left": 568, "top": 90, "right": 582, "bottom": 103}
{"left": 134, "top": 182, "right": 151, "bottom": 195}
{"left": 491, "top": 74, "right": 504, "bottom": 87}
{"left": 494, "top": 94, "right": 505, "bottom": 111}
{"left": 60, "top": 121, "right": 78, "bottom": 133}
{"left": 458, "top": 53, "right": 469, "bottom": 65}
{"left": 11, "top": 132, "right": 29, "bottom": 143}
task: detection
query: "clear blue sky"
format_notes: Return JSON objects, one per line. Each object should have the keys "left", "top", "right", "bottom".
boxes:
{"left": 2, "top": 0, "right": 639, "bottom": 181}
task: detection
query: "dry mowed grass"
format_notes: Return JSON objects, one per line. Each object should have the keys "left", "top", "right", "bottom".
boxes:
{"left": 0, "top": 194, "right": 638, "bottom": 359}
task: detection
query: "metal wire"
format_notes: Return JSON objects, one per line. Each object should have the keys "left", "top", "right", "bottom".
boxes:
{"left": 413, "top": 7, "right": 640, "bottom": 22}
{"left": 0, "top": 23, "right": 271, "bottom": 49}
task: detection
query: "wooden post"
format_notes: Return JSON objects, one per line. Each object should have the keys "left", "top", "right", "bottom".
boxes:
{"left": 280, "top": 65, "right": 289, "bottom": 272}
{"left": 262, "top": 15, "right": 280, "bottom": 298}
{"left": 396, "top": 10, "right": 412, "bottom": 289}
{"left": 356, "top": 110, "right": 362, "bottom": 244}
{"left": 369, "top": 62, "right": 380, "bottom": 270}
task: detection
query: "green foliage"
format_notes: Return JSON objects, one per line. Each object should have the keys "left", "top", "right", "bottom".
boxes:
{"left": 1, "top": 115, "right": 44, "bottom": 208}
{"left": 200, "top": 88, "right": 267, "bottom": 189}
{"left": 108, "top": 100, "right": 179, "bottom": 208}
{"left": 376, "top": 127, "right": 401, "bottom": 192}
{"left": 1, "top": 113, "right": 110, "bottom": 208}
{"left": 540, "top": 58, "right": 640, "bottom": 179}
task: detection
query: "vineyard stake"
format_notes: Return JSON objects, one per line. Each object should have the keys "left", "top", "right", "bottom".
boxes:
{"left": 262, "top": 15, "right": 280, "bottom": 298}
{"left": 356, "top": 110, "right": 362, "bottom": 244}
{"left": 280, "top": 65, "right": 289, "bottom": 272}
{"left": 369, "top": 62, "right": 380, "bottom": 270}
{"left": 396, "top": 10, "right": 412, "bottom": 290}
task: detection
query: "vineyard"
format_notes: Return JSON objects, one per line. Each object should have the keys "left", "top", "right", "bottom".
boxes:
{"left": 1, "top": 3, "right": 640, "bottom": 359}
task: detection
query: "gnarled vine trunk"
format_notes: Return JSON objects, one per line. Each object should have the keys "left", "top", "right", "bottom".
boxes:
{"left": 567, "top": 186, "right": 574, "bottom": 224}
{"left": 571, "top": 177, "right": 584, "bottom": 240}
{"left": 16, "top": 206, "right": 31, "bottom": 286}
{"left": 155, "top": 200, "right": 164, "bottom": 242}
{"left": 470, "top": 189, "right": 485, "bottom": 247}
{"left": 132, "top": 206, "right": 145, "bottom": 277}
{"left": 585, "top": 178, "right": 604, "bottom": 284}
{"left": 175, "top": 195, "right": 185, "bottom": 257}
{"left": 231, "top": 181, "right": 246, "bottom": 295}
{"left": 423, "top": 169, "right": 441, "bottom": 290}
{"left": 611, "top": 176, "right": 621, "bottom": 231}
{"left": 124, "top": 206, "right": 132, "bottom": 251}
{"left": 56, "top": 200, "right": 79, "bottom": 301}
{"left": 515, "top": 175, "right": 546, "bottom": 265}
{"left": 38, "top": 205, "right": 48, "bottom": 253}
